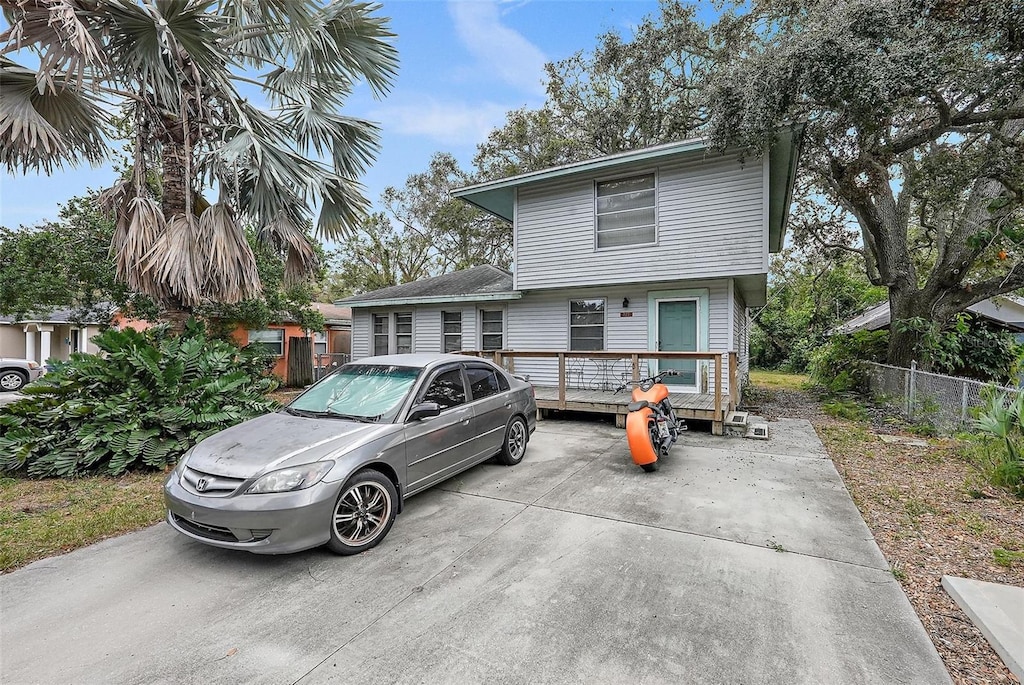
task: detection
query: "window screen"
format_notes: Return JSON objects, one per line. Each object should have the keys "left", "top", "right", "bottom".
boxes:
{"left": 249, "top": 329, "right": 284, "bottom": 356}
{"left": 372, "top": 314, "right": 389, "bottom": 355}
{"left": 481, "top": 310, "right": 503, "bottom": 351}
{"left": 596, "top": 174, "right": 656, "bottom": 248}
{"left": 443, "top": 311, "right": 462, "bottom": 353}
{"left": 569, "top": 299, "right": 605, "bottom": 351}
{"left": 395, "top": 312, "right": 413, "bottom": 354}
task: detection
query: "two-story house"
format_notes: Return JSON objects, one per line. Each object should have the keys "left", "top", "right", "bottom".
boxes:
{"left": 337, "top": 131, "right": 801, "bottom": 432}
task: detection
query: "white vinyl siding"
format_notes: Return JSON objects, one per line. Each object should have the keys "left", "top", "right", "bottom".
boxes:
{"left": 595, "top": 174, "right": 656, "bottom": 248}
{"left": 515, "top": 154, "right": 766, "bottom": 289}
{"left": 351, "top": 310, "right": 370, "bottom": 359}
{"left": 569, "top": 299, "right": 605, "bottom": 351}
{"left": 413, "top": 308, "right": 442, "bottom": 353}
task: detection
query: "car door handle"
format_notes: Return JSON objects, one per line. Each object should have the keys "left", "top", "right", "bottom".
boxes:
{"left": 462, "top": 419, "right": 471, "bottom": 426}
{"left": 504, "top": 401, "right": 513, "bottom": 408}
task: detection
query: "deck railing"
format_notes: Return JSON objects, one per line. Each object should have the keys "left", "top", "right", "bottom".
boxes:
{"left": 461, "top": 350, "right": 739, "bottom": 419}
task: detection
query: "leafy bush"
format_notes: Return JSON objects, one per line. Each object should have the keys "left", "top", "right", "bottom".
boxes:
{"left": 808, "top": 330, "right": 889, "bottom": 393}
{"left": 966, "top": 392, "right": 1024, "bottom": 498}
{"left": 0, "top": 321, "right": 279, "bottom": 477}
{"left": 895, "top": 315, "right": 1022, "bottom": 383}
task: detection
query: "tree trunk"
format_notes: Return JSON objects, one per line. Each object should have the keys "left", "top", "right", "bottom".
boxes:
{"left": 161, "top": 128, "right": 189, "bottom": 219}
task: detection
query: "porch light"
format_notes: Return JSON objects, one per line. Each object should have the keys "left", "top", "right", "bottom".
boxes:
{"left": 622, "top": 297, "right": 630, "bottom": 309}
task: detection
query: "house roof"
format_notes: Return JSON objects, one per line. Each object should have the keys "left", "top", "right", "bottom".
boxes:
{"left": 452, "top": 125, "right": 804, "bottom": 253}
{"left": 831, "top": 294, "right": 1024, "bottom": 335}
{"left": 334, "top": 265, "right": 519, "bottom": 308}
{"left": 311, "top": 303, "right": 351, "bottom": 326}
{"left": 0, "top": 306, "right": 113, "bottom": 325}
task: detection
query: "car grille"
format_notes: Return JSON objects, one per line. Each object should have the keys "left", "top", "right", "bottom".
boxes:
{"left": 170, "top": 513, "right": 273, "bottom": 543}
{"left": 180, "top": 466, "right": 246, "bottom": 497}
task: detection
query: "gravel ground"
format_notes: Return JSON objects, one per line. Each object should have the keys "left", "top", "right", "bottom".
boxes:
{"left": 744, "top": 382, "right": 1023, "bottom": 685}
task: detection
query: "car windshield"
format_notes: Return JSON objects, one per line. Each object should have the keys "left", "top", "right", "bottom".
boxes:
{"left": 287, "top": 364, "right": 422, "bottom": 423}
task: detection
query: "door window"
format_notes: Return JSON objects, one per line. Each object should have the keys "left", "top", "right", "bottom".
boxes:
{"left": 421, "top": 368, "right": 466, "bottom": 411}
{"left": 466, "top": 366, "right": 501, "bottom": 401}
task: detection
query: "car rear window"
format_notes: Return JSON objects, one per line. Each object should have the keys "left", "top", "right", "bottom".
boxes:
{"left": 466, "top": 366, "right": 501, "bottom": 401}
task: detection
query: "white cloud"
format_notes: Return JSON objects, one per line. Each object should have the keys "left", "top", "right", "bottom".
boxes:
{"left": 368, "top": 98, "right": 512, "bottom": 146}
{"left": 448, "top": 0, "right": 548, "bottom": 97}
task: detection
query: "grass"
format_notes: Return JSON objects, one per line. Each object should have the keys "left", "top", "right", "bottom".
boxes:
{"left": 748, "top": 369, "right": 809, "bottom": 391}
{"left": 0, "top": 472, "right": 169, "bottom": 573}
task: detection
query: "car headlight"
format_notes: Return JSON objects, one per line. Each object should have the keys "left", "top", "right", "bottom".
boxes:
{"left": 245, "top": 461, "right": 335, "bottom": 495}
{"left": 171, "top": 448, "right": 194, "bottom": 479}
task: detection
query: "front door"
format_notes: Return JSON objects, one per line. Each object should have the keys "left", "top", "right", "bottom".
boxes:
{"left": 657, "top": 299, "right": 699, "bottom": 392}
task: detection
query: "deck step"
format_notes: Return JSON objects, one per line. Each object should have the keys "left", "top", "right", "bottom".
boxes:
{"left": 748, "top": 422, "right": 770, "bottom": 440}
{"left": 724, "top": 411, "right": 749, "bottom": 427}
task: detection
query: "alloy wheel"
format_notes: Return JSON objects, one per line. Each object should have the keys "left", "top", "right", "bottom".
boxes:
{"left": 333, "top": 481, "right": 392, "bottom": 546}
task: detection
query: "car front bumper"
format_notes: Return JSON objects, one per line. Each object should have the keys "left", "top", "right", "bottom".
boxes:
{"left": 164, "top": 474, "right": 340, "bottom": 555}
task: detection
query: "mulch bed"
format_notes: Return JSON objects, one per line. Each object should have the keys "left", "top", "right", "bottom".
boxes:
{"left": 748, "top": 384, "right": 1023, "bottom": 685}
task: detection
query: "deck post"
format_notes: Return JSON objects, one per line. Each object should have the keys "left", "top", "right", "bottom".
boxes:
{"left": 713, "top": 354, "right": 724, "bottom": 435}
{"left": 558, "top": 353, "right": 566, "bottom": 409}
{"left": 729, "top": 352, "right": 738, "bottom": 410}
{"left": 631, "top": 354, "right": 640, "bottom": 384}
{"left": 506, "top": 354, "right": 515, "bottom": 374}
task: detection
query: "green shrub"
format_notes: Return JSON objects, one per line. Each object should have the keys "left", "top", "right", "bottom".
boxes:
{"left": 809, "top": 330, "right": 889, "bottom": 393}
{"left": 966, "top": 392, "right": 1024, "bottom": 498}
{"left": 823, "top": 398, "right": 869, "bottom": 421}
{"left": 0, "top": 320, "right": 279, "bottom": 477}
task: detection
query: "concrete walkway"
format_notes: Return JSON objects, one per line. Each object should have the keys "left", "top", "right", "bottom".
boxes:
{"left": 0, "top": 420, "right": 950, "bottom": 684}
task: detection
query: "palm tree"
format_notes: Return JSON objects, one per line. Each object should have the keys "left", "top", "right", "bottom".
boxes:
{"left": 0, "top": 0, "right": 398, "bottom": 323}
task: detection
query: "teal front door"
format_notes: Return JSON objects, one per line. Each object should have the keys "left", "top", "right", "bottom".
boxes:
{"left": 657, "top": 300, "right": 698, "bottom": 391}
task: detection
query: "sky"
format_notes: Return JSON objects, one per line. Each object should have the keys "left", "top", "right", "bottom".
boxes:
{"left": 0, "top": 0, "right": 662, "bottom": 229}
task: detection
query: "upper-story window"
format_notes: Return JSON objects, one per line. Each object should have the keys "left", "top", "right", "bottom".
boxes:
{"left": 595, "top": 173, "right": 656, "bottom": 248}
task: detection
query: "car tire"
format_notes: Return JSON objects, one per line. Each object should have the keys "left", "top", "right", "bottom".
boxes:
{"left": 326, "top": 470, "right": 398, "bottom": 556}
{"left": 497, "top": 415, "right": 528, "bottom": 466}
{"left": 0, "top": 370, "right": 27, "bottom": 392}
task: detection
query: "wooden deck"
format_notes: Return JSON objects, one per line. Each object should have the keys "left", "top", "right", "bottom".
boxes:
{"left": 533, "top": 386, "right": 726, "bottom": 425}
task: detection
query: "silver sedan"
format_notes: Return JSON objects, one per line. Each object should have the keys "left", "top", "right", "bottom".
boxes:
{"left": 164, "top": 354, "right": 536, "bottom": 555}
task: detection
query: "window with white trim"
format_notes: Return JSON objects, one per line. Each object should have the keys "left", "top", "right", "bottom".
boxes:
{"left": 443, "top": 311, "right": 462, "bottom": 353}
{"left": 595, "top": 173, "right": 656, "bottom": 248}
{"left": 249, "top": 329, "right": 284, "bottom": 356}
{"left": 372, "top": 314, "right": 389, "bottom": 355}
{"left": 480, "top": 309, "right": 504, "bottom": 351}
{"left": 395, "top": 312, "right": 413, "bottom": 353}
{"left": 313, "top": 331, "right": 328, "bottom": 356}
{"left": 569, "top": 299, "right": 605, "bottom": 351}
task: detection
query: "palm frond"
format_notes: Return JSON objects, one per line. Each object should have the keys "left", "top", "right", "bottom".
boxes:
{"left": 147, "top": 213, "right": 205, "bottom": 306}
{"left": 112, "top": 196, "right": 166, "bottom": 298}
{"left": 1, "top": 0, "right": 108, "bottom": 89}
{"left": 315, "top": 1, "right": 398, "bottom": 98}
{"left": 198, "top": 203, "right": 262, "bottom": 302}
{"left": 261, "top": 213, "right": 319, "bottom": 284}
{"left": 0, "top": 58, "right": 107, "bottom": 173}
{"left": 318, "top": 175, "right": 369, "bottom": 240}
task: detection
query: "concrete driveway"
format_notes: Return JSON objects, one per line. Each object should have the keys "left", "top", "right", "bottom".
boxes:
{"left": 0, "top": 419, "right": 950, "bottom": 684}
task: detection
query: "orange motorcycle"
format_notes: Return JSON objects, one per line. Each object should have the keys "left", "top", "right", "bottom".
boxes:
{"left": 617, "top": 370, "right": 686, "bottom": 472}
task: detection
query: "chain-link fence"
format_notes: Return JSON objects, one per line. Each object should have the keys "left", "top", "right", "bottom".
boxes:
{"left": 863, "top": 361, "right": 1020, "bottom": 433}
{"left": 313, "top": 353, "right": 350, "bottom": 381}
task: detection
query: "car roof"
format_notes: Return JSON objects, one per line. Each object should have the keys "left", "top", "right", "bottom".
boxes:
{"left": 347, "top": 353, "right": 495, "bottom": 370}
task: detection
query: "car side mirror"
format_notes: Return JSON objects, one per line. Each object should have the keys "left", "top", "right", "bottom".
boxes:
{"left": 408, "top": 402, "right": 441, "bottom": 422}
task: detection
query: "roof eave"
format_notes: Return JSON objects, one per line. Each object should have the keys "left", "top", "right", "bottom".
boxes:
{"left": 342, "top": 291, "right": 523, "bottom": 308}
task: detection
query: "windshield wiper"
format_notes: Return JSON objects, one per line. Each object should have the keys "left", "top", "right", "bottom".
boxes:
{"left": 323, "top": 411, "right": 376, "bottom": 423}
{"left": 283, "top": 407, "right": 332, "bottom": 419}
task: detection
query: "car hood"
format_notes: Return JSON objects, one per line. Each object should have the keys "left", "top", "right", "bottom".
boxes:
{"left": 185, "top": 411, "right": 393, "bottom": 479}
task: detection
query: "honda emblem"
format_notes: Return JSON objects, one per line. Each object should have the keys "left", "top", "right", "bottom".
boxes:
{"left": 195, "top": 478, "right": 209, "bottom": 492}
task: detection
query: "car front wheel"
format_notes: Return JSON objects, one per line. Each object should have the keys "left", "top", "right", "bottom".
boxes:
{"left": 497, "top": 416, "right": 528, "bottom": 466}
{"left": 327, "top": 470, "right": 398, "bottom": 556}
{"left": 0, "top": 370, "right": 27, "bottom": 392}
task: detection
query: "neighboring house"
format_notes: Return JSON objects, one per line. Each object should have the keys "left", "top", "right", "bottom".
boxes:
{"left": 832, "top": 295, "right": 1024, "bottom": 338}
{"left": 231, "top": 303, "right": 352, "bottom": 381}
{"left": 0, "top": 307, "right": 112, "bottom": 364}
{"left": 337, "top": 132, "right": 802, "bottom": 430}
